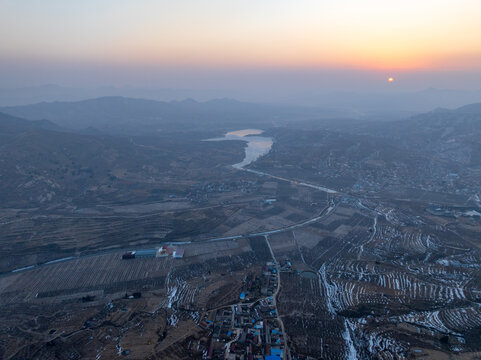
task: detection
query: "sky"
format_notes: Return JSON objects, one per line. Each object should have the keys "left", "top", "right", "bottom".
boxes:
{"left": 1, "top": 0, "right": 481, "bottom": 95}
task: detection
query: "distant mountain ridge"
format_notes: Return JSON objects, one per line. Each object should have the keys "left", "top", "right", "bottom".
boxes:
{"left": 0, "top": 111, "right": 64, "bottom": 146}
{"left": 1, "top": 84, "right": 481, "bottom": 114}
{"left": 450, "top": 102, "right": 481, "bottom": 114}
{"left": 432, "top": 102, "right": 481, "bottom": 114}
{"left": 0, "top": 96, "right": 321, "bottom": 134}
{"left": 0, "top": 111, "right": 60, "bottom": 132}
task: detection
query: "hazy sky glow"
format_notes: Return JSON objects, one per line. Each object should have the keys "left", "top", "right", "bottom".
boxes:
{"left": 1, "top": 0, "right": 480, "bottom": 91}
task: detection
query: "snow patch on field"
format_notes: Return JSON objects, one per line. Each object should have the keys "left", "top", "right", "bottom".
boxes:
{"left": 342, "top": 319, "right": 358, "bottom": 360}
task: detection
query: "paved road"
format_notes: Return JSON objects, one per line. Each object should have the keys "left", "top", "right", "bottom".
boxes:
{"left": 241, "top": 167, "right": 338, "bottom": 194}
{"left": 264, "top": 234, "right": 291, "bottom": 360}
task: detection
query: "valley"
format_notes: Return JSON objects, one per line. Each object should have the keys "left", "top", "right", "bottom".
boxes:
{"left": 1, "top": 100, "right": 481, "bottom": 359}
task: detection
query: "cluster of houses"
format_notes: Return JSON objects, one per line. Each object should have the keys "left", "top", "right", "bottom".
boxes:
{"left": 198, "top": 261, "right": 288, "bottom": 359}
{"left": 241, "top": 261, "right": 288, "bottom": 301}
{"left": 200, "top": 298, "right": 286, "bottom": 359}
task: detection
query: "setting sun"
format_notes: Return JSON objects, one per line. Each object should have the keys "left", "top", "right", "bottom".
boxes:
{"left": 388, "top": 77, "right": 394, "bottom": 83}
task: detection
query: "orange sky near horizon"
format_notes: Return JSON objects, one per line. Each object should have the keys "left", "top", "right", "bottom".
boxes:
{"left": 1, "top": 0, "right": 480, "bottom": 72}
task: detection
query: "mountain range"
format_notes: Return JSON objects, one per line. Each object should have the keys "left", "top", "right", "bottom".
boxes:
{"left": 0, "top": 96, "right": 322, "bottom": 134}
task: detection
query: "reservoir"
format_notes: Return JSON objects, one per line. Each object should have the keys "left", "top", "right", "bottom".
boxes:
{"left": 207, "top": 129, "right": 273, "bottom": 169}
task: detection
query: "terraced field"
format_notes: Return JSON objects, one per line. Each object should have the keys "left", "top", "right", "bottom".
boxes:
{"left": 267, "top": 202, "right": 481, "bottom": 359}
{"left": 0, "top": 254, "right": 173, "bottom": 305}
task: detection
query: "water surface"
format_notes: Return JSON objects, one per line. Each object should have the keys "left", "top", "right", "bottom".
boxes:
{"left": 207, "top": 129, "right": 273, "bottom": 169}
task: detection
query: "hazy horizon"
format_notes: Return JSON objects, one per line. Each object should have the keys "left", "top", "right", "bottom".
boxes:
{"left": 1, "top": 0, "right": 481, "bottom": 98}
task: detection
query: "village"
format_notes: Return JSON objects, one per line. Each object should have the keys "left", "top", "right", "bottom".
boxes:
{"left": 198, "top": 261, "right": 291, "bottom": 360}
